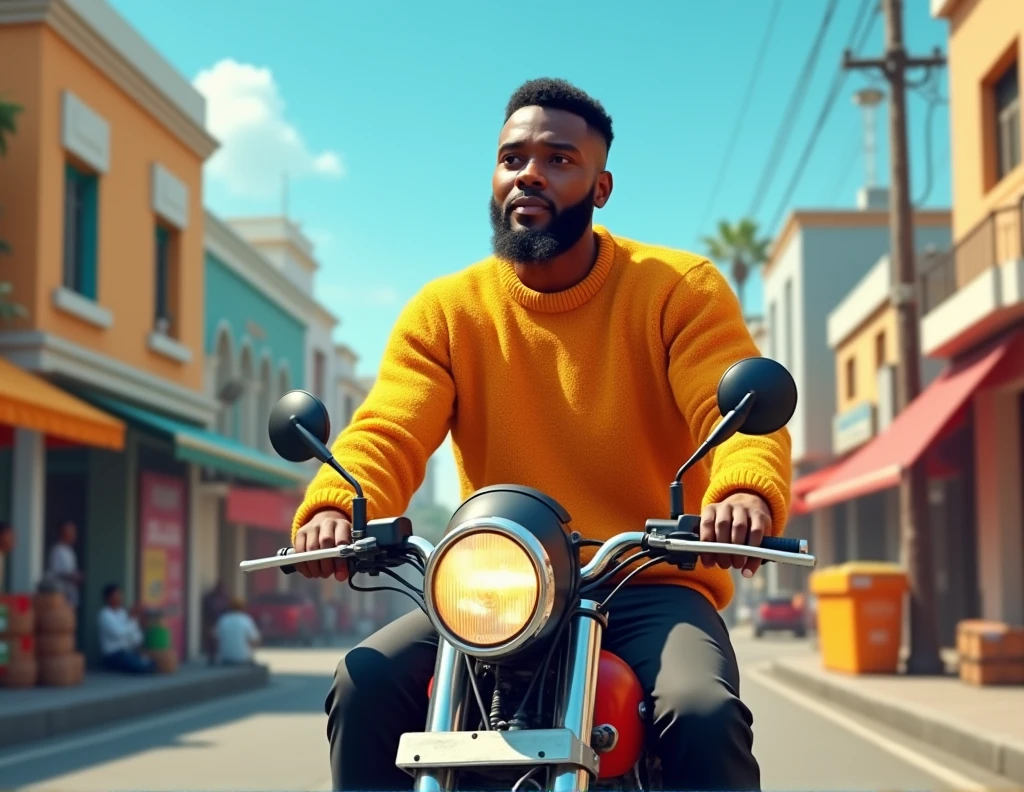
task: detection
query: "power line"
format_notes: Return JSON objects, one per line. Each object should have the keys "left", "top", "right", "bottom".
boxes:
{"left": 690, "top": 0, "right": 783, "bottom": 244}
{"left": 745, "top": 0, "right": 841, "bottom": 221}
{"left": 765, "top": 0, "right": 879, "bottom": 233}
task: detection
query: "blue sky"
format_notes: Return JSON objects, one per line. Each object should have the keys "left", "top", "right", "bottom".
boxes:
{"left": 109, "top": 0, "right": 952, "bottom": 509}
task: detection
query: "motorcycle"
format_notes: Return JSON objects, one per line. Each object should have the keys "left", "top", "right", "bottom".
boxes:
{"left": 241, "top": 356, "right": 816, "bottom": 791}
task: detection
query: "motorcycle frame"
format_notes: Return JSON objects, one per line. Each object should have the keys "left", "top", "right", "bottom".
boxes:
{"left": 406, "top": 600, "right": 604, "bottom": 792}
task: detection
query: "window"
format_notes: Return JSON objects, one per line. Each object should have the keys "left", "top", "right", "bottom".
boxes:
{"left": 875, "top": 330, "right": 886, "bottom": 370}
{"left": 995, "top": 61, "right": 1021, "bottom": 181}
{"left": 769, "top": 302, "right": 778, "bottom": 359}
{"left": 313, "top": 350, "right": 326, "bottom": 398}
{"left": 344, "top": 394, "right": 355, "bottom": 426}
{"left": 63, "top": 162, "right": 99, "bottom": 299}
{"left": 155, "top": 225, "right": 171, "bottom": 332}
{"left": 846, "top": 356, "right": 857, "bottom": 400}
{"left": 783, "top": 279, "right": 793, "bottom": 368}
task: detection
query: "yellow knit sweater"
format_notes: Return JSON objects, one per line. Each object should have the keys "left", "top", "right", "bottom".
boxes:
{"left": 294, "top": 226, "right": 792, "bottom": 609}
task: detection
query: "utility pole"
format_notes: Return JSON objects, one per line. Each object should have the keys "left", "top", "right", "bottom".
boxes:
{"left": 843, "top": 0, "right": 946, "bottom": 675}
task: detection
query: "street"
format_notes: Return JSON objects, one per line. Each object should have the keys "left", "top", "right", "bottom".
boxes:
{"left": 0, "top": 631, "right": 1013, "bottom": 791}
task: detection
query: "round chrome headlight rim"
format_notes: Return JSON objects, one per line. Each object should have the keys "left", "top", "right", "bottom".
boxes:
{"left": 423, "top": 516, "right": 556, "bottom": 659}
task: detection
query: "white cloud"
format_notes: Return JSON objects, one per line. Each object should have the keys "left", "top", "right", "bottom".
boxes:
{"left": 195, "top": 59, "right": 345, "bottom": 198}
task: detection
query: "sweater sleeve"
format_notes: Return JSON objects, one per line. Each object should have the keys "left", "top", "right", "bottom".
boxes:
{"left": 291, "top": 284, "right": 456, "bottom": 540}
{"left": 663, "top": 261, "right": 792, "bottom": 535}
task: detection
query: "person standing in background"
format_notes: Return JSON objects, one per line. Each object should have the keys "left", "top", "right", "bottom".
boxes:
{"left": 202, "top": 581, "right": 230, "bottom": 665}
{"left": 0, "top": 523, "right": 13, "bottom": 594}
{"left": 48, "top": 521, "right": 83, "bottom": 609}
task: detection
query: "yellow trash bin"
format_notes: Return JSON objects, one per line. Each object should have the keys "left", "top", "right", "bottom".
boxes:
{"left": 809, "top": 562, "right": 908, "bottom": 674}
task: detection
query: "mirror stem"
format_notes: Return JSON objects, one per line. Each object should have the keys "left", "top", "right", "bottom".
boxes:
{"left": 294, "top": 420, "right": 369, "bottom": 536}
{"left": 669, "top": 392, "right": 756, "bottom": 519}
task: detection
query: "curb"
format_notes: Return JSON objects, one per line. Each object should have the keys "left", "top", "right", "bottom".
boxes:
{"left": 0, "top": 663, "right": 270, "bottom": 749}
{"left": 771, "top": 660, "right": 1024, "bottom": 786}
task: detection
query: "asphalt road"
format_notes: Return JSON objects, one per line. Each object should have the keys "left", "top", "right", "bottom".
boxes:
{"left": 0, "top": 631, "right": 1014, "bottom": 791}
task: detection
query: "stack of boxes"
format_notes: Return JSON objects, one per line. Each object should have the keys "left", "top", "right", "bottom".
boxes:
{"left": 0, "top": 594, "right": 37, "bottom": 687}
{"left": 957, "top": 620, "right": 1024, "bottom": 686}
{"left": 34, "top": 588, "right": 84, "bottom": 687}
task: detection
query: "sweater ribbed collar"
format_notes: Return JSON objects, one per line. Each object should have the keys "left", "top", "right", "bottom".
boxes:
{"left": 496, "top": 225, "right": 616, "bottom": 313}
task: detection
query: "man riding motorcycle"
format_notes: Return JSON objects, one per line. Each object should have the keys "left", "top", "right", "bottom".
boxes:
{"left": 291, "top": 77, "right": 792, "bottom": 792}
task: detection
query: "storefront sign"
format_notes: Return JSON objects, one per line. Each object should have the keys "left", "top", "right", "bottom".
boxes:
{"left": 139, "top": 471, "right": 186, "bottom": 656}
{"left": 225, "top": 485, "right": 300, "bottom": 531}
{"left": 833, "top": 401, "right": 876, "bottom": 454}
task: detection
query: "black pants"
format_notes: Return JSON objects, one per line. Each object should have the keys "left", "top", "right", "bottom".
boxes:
{"left": 326, "top": 585, "right": 759, "bottom": 791}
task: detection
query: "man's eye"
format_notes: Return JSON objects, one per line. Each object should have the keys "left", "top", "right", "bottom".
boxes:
{"left": 503, "top": 155, "right": 521, "bottom": 166}
{"left": 552, "top": 155, "right": 571, "bottom": 164}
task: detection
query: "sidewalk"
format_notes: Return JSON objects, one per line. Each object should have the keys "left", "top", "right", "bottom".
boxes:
{"left": 771, "top": 652, "right": 1024, "bottom": 785}
{"left": 0, "top": 661, "right": 269, "bottom": 749}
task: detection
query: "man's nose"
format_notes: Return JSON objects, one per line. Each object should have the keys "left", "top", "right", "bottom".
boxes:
{"left": 514, "top": 159, "right": 547, "bottom": 190}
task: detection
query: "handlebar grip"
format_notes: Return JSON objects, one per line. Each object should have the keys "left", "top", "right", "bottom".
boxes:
{"left": 277, "top": 547, "right": 297, "bottom": 575}
{"left": 760, "top": 536, "right": 804, "bottom": 555}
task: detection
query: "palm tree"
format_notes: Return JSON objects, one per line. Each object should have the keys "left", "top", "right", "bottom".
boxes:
{"left": 0, "top": 96, "right": 26, "bottom": 322}
{"left": 701, "top": 218, "right": 772, "bottom": 318}
{"left": 0, "top": 97, "right": 23, "bottom": 155}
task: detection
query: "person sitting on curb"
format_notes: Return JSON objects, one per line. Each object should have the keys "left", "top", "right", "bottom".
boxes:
{"left": 98, "top": 583, "right": 155, "bottom": 674}
{"left": 213, "top": 597, "right": 261, "bottom": 666}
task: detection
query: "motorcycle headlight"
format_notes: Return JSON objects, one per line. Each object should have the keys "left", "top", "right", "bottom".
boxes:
{"left": 425, "top": 517, "right": 555, "bottom": 658}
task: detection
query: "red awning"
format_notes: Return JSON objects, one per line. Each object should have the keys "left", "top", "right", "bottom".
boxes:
{"left": 790, "top": 461, "right": 846, "bottom": 516}
{"left": 225, "top": 485, "right": 302, "bottom": 532}
{"left": 804, "top": 330, "right": 1021, "bottom": 510}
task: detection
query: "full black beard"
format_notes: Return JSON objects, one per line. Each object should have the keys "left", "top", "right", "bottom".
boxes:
{"left": 489, "top": 188, "right": 596, "bottom": 266}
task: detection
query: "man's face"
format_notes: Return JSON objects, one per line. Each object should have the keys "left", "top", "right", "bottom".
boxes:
{"left": 490, "top": 106, "right": 612, "bottom": 265}
{"left": 62, "top": 522, "right": 76, "bottom": 544}
{"left": 107, "top": 589, "right": 122, "bottom": 609}
{"left": 0, "top": 529, "right": 12, "bottom": 554}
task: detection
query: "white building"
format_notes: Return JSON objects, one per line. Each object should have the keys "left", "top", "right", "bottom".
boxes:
{"left": 761, "top": 189, "right": 951, "bottom": 593}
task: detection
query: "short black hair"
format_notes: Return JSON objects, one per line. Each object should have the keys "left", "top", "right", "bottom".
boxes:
{"left": 505, "top": 78, "right": 614, "bottom": 151}
{"left": 102, "top": 583, "right": 120, "bottom": 601}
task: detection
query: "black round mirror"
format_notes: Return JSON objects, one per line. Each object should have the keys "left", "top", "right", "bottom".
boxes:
{"left": 717, "top": 357, "right": 797, "bottom": 436}
{"left": 268, "top": 390, "right": 331, "bottom": 462}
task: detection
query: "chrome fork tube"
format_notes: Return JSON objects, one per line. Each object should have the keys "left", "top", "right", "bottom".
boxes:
{"left": 412, "top": 639, "right": 467, "bottom": 792}
{"left": 549, "top": 599, "right": 604, "bottom": 792}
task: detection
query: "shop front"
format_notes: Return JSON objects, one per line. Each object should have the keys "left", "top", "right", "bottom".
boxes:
{"left": 73, "top": 389, "right": 308, "bottom": 660}
{"left": 0, "top": 358, "right": 124, "bottom": 606}
{"left": 801, "top": 326, "right": 1024, "bottom": 641}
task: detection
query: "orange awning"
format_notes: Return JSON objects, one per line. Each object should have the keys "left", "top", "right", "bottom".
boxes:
{"left": 804, "top": 330, "right": 1021, "bottom": 510}
{"left": 0, "top": 359, "right": 124, "bottom": 450}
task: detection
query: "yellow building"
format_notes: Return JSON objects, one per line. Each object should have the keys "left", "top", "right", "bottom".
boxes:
{"left": 0, "top": 0, "right": 233, "bottom": 662}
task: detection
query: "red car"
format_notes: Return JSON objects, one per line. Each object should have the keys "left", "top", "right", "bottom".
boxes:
{"left": 754, "top": 595, "right": 807, "bottom": 638}
{"left": 248, "top": 592, "right": 318, "bottom": 645}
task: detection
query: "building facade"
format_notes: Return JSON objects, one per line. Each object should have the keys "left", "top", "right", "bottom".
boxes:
{"left": 196, "top": 212, "right": 315, "bottom": 641}
{"left": 0, "top": 0, "right": 224, "bottom": 663}
{"left": 796, "top": 0, "right": 1024, "bottom": 634}
{"left": 761, "top": 200, "right": 951, "bottom": 595}
{"left": 895, "top": 0, "right": 1023, "bottom": 627}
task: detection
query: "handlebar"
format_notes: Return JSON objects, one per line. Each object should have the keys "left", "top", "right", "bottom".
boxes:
{"left": 240, "top": 523, "right": 815, "bottom": 578}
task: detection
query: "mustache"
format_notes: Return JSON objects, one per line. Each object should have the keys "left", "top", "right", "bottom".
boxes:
{"left": 504, "top": 190, "right": 556, "bottom": 215}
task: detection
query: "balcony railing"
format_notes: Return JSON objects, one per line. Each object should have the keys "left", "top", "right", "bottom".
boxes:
{"left": 919, "top": 202, "right": 1023, "bottom": 314}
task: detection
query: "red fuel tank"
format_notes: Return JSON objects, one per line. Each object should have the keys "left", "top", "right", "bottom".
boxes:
{"left": 592, "top": 650, "right": 646, "bottom": 779}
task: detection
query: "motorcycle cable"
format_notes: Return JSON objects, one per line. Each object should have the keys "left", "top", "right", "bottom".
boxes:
{"left": 510, "top": 604, "right": 610, "bottom": 727}
{"left": 464, "top": 654, "right": 492, "bottom": 731}
{"left": 534, "top": 606, "right": 609, "bottom": 719}
{"left": 511, "top": 767, "right": 544, "bottom": 791}
{"left": 597, "top": 556, "right": 666, "bottom": 611}
{"left": 347, "top": 569, "right": 427, "bottom": 616}
{"left": 579, "top": 549, "right": 654, "bottom": 595}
